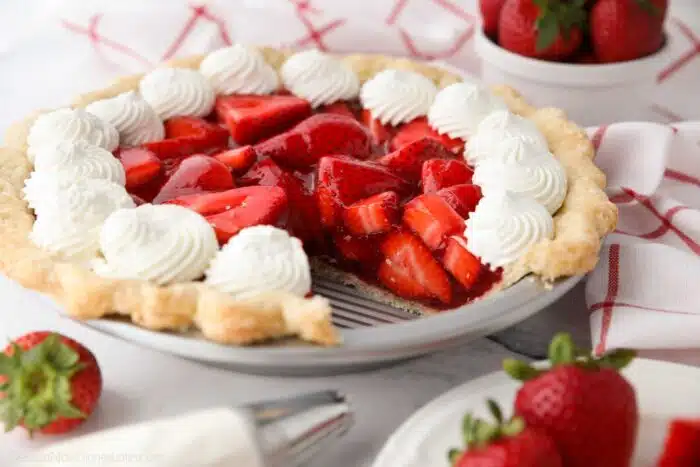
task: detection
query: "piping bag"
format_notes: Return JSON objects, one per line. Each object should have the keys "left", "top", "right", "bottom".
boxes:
{"left": 14, "top": 390, "right": 352, "bottom": 467}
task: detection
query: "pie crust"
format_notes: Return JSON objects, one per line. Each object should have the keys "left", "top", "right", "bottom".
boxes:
{"left": 0, "top": 48, "right": 617, "bottom": 346}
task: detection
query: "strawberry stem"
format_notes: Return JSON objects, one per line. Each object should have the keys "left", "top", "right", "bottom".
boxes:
{"left": 634, "top": 0, "right": 661, "bottom": 16}
{"left": 504, "top": 333, "right": 637, "bottom": 382}
{"left": 532, "top": 0, "right": 587, "bottom": 51}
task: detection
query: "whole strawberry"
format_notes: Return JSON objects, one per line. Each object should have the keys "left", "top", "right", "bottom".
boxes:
{"left": 590, "top": 0, "right": 668, "bottom": 63}
{"left": 0, "top": 332, "right": 103, "bottom": 435}
{"left": 498, "top": 0, "right": 587, "bottom": 61}
{"left": 504, "top": 333, "right": 638, "bottom": 467}
{"left": 449, "top": 399, "right": 563, "bottom": 467}
{"left": 480, "top": 0, "right": 508, "bottom": 37}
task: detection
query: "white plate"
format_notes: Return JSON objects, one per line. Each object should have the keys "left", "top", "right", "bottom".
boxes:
{"left": 85, "top": 275, "right": 582, "bottom": 376}
{"left": 373, "top": 358, "right": 700, "bottom": 467}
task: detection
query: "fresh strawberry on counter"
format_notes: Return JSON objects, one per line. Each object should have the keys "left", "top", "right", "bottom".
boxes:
{"left": 449, "top": 399, "right": 563, "bottom": 467}
{"left": 504, "top": 333, "right": 638, "bottom": 467}
{"left": 0, "top": 332, "right": 102, "bottom": 435}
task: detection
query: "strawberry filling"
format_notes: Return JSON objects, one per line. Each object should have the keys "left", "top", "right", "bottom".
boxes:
{"left": 114, "top": 96, "right": 502, "bottom": 310}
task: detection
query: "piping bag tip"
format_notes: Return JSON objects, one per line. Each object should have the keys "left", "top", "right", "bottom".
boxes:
{"left": 245, "top": 390, "right": 353, "bottom": 467}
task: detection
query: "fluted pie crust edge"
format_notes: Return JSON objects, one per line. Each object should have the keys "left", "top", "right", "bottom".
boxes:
{"left": 0, "top": 49, "right": 617, "bottom": 345}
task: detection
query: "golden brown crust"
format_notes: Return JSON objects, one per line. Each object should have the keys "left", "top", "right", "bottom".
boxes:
{"left": 0, "top": 50, "right": 616, "bottom": 344}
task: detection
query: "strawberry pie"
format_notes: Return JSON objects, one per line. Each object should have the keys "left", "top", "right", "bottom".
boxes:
{"left": 0, "top": 45, "right": 617, "bottom": 347}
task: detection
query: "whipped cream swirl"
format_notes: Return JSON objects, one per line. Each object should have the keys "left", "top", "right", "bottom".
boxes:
{"left": 29, "top": 140, "right": 125, "bottom": 188}
{"left": 280, "top": 49, "right": 360, "bottom": 108}
{"left": 466, "top": 110, "right": 549, "bottom": 166}
{"left": 85, "top": 91, "right": 165, "bottom": 146}
{"left": 200, "top": 44, "right": 279, "bottom": 96}
{"left": 465, "top": 191, "right": 553, "bottom": 268}
{"left": 472, "top": 138, "right": 567, "bottom": 214}
{"left": 205, "top": 225, "right": 311, "bottom": 300}
{"left": 139, "top": 68, "right": 216, "bottom": 120}
{"left": 360, "top": 69, "right": 437, "bottom": 126}
{"left": 427, "top": 81, "right": 507, "bottom": 141}
{"left": 94, "top": 204, "right": 218, "bottom": 285}
{"left": 29, "top": 179, "right": 135, "bottom": 262}
{"left": 27, "top": 109, "right": 119, "bottom": 163}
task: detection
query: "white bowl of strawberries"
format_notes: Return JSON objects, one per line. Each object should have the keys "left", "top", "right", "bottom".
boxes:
{"left": 475, "top": 0, "right": 671, "bottom": 125}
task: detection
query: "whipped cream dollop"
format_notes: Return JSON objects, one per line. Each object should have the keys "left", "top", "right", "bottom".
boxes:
{"left": 472, "top": 138, "right": 567, "bottom": 214}
{"left": 200, "top": 44, "right": 279, "bottom": 96}
{"left": 27, "top": 109, "right": 119, "bottom": 163}
{"left": 280, "top": 49, "right": 360, "bottom": 108}
{"left": 465, "top": 191, "right": 554, "bottom": 268}
{"left": 466, "top": 110, "right": 549, "bottom": 166}
{"left": 360, "top": 69, "right": 437, "bottom": 126}
{"left": 85, "top": 91, "right": 165, "bottom": 146}
{"left": 30, "top": 140, "right": 125, "bottom": 187}
{"left": 205, "top": 225, "right": 311, "bottom": 300}
{"left": 94, "top": 204, "right": 218, "bottom": 285}
{"left": 427, "top": 81, "right": 507, "bottom": 141}
{"left": 139, "top": 68, "right": 216, "bottom": 120}
{"left": 29, "top": 179, "right": 135, "bottom": 262}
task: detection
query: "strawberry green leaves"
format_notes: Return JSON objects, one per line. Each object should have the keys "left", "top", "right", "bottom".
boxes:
{"left": 504, "top": 332, "right": 637, "bottom": 382}
{"left": 533, "top": 0, "right": 587, "bottom": 51}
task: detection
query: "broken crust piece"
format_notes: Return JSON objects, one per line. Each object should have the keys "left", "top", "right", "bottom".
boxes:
{"left": 0, "top": 50, "right": 616, "bottom": 346}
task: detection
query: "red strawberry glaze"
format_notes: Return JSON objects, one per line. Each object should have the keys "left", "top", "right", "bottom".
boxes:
{"left": 116, "top": 99, "right": 503, "bottom": 310}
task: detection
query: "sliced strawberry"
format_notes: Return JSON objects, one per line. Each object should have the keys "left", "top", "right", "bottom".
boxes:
{"left": 319, "top": 102, "right": 356, "bottom": 119}
{"left": 421, "top": 159, "right": 474, "bottom": 193}
{"left": 343, "top": 191, "right": 400, "bottom": 236}
{"left": 117, "top": 147, "right": 163, "bottom": 190}
{"left": 167, "top": 186, "right": 288, "bottom": 244}
{"left": 153, "top": 154, "right": 234, "bottom": 204}
{"left": 215, "top": 94, "right": 311, "bottom": 145}
{"left": 657, "top": 419, "right": 700, "bottom": 467}
{"left": 377, "top": 137, "right": 453, "bottom": 182}
{"left": 143, "top": 116, "right": 230, "bottom": 161}
{"left": 238, "top": 158, "right": 284, "bottom": 186}
{"left": 333, "top": 233, "right": 380, "bottom": 264}
{"left": 245, "top": 162, "right": 322, "bottom": 248}
{"left": 360, "top": 110, "right": 393, "bottom": 146}
{"left": 436, "top": 184, "right": 482, "bottom": 218}
{"left": 164, "top": 116, "right": 230, "bottom": 145}
{"left": 316, "top": 156, "right": 412, "bottom": 228}
{"left": 214, "top": 146, "right": 257, "bottom": 174}
{"left": 256, "top": 114, "right": 372, "bottom": 169}
{"left": 379, "top": 230, "right": 452, "bottom": 304}
{"left": 391, "top": 117, "right": 464, "bottom": 154}
{"left": 443, "top": 235, "right": 483, "bottom": 290}
{"left": 403, "top": 193, "right": 465, "bottom": 251}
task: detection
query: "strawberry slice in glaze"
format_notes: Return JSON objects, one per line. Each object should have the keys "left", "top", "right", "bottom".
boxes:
{"left": 167, "top": 186, "right": 289, "bottom": 244}
{"left": 215, "top": 94, "right": 311, "bottom": 145}
{"left": 152, "top": 154, "right": 234, "bottom": 204}
{"left": 421, "top": 159, "right": 474, "bottom": 193}
{"left": 256, "top": 114, "right": 372, "bottom": 169}
{"left": 390, "top": 117, "right": 464, "bottom": 153}
{"left": 403, "top": 193, "right": 465, "bottom": 251}
{"left": 316, "top": 156, "right": 412, "bottom": 228}
{"left": 377, "top": 137, "right": 453, "bottom": 182}
{"left": 379, "top": 230, "right": 452, "bottom": 304}
{"left": 143, "top": 116, "right": 230, "bottom": 161}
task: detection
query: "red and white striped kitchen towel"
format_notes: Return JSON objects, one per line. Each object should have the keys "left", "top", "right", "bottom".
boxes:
{"left": 1, "top": 0, "right": 699, "bottom": 354}
{"left": 586, "top": 122, "right": 700, "bottom": 354}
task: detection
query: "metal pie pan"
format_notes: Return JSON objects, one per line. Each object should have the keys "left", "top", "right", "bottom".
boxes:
{"left": 85, "top": 274, "right": 582, "bottom": 376}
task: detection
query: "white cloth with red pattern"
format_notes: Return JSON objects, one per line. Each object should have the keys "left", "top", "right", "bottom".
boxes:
{"left": 586, "top": 122, "right": 700, "bottom": 354}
